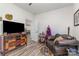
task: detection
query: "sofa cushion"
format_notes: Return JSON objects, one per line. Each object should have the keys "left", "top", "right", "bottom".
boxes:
{"left": 57, "top": 39, "right": 79, "bottom": 46}
{"left": 54, "top": 36, "right": 64, "bottom": 44}
{"left": 61, "top": 34, "right": 75, "bottom": 40}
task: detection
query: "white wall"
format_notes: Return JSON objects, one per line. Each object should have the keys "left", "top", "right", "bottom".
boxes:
{"left": 73, "top": 3, "right": 79, "bottom": 40}
{"left": 31, "top": 16, "right": 39, "bottom": 41}
{"left": 27, "top": 4, "right": 79, "bottom": 42}
{"left": 0, "top": 3, "right": 79, "bottom": 42}
{"left": 0, "top": 3, "right": 34, "bottom": 23}
{"left": 33, "top": 5, "right": 74, "bottom": 41}
{"left": 0, "top": 3, "right": 34, "bottom": 35}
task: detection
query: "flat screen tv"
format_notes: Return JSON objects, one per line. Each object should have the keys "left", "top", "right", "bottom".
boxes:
{"left": 3, "top": 20, "right": 24, "bottom": 33}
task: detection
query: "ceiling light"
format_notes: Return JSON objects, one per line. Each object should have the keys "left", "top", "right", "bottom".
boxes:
{"left": 28, "top": 3, "right": 32, "bottom": 6}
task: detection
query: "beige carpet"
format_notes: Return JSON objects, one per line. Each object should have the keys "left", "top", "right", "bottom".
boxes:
{"left": 5, "top": 40, "right": 46, "bottom": 56}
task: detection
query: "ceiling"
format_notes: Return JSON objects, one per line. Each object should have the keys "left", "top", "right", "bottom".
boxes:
{"left": 15, "top": 3, "right": 73, "bottom": 15}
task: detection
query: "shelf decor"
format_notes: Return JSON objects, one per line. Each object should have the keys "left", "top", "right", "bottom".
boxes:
{"left": 5, "top": 13, "right": 13, "bottom": 20}
{"left": 0, "top": 17, "right": 2, "bottom": 21}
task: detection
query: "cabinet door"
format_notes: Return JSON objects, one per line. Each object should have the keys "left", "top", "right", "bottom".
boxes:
{"left": 8, "top": 39, "right": 16, "bottom": 51}
{"left": 4, "top": 40, "right": 9, "bottom": 51}
{"left": 20, "top": 37, "right": 27, "bottom": 45}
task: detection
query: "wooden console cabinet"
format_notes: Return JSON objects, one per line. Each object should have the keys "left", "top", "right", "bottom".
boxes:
{"left": 2, "top": 32, "right": 27, "bottom": 55}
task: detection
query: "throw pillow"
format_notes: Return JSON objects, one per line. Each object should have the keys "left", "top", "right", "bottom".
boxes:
{"left": 54, "top": 36, "right": 64, "bottom": 44}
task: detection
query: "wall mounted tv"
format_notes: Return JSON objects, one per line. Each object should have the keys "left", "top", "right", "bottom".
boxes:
{"left": 3, "top": 20, "right": 25, "bottom": 33}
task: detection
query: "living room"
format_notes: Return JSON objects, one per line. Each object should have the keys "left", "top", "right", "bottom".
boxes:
{"left": 0, "top": 3, "right": 79, "bottom": 56}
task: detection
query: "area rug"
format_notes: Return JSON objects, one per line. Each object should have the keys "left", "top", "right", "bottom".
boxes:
{"left": 40, "top": 46, "right": 53, "bottom": 56}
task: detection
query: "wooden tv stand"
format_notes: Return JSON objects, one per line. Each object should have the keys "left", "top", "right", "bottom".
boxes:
{"left": 0, "top": 32, "right": 27, "bottom": 55}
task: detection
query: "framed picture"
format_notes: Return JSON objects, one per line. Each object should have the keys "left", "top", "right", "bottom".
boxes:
{"left": 74, "top": 9, "right": 79, "bottom": 26}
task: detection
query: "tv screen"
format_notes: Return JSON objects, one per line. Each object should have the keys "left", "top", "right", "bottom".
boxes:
{"left": 3, "top": 20, "right": 24, "bottom": 33}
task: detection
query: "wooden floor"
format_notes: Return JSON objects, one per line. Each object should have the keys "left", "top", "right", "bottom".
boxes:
{"left": 5, "top": 40, "right": 46, "bottom": 56}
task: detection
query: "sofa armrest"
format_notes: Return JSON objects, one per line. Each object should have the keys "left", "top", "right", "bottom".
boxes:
{"left": 56, "top": 39, "right": 79, "bottom": 46}
{"left": 48, "top": 36, "right": 56, "bottom": 41}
